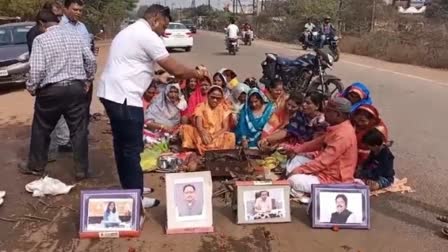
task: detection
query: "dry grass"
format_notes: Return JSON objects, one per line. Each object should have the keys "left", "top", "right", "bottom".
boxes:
{"left": 340, "top": 32, "right": 448, "bottom": 69}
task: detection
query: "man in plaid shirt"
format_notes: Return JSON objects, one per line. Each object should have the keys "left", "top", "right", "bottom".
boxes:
{"left": 19, "top": 10, "right": 96, "bottom": 180}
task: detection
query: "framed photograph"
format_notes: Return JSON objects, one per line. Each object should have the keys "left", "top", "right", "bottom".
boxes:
{"left": 79, "top": 189, "right": 143, "bottom": 238}
{"left": 236, "top": 181, "right": 291, "bottom": 224}
{"left": 165, "top": 171, "right": 214, "bottom": 234}
{"left": 311, "top": 184, "right": 370, "bottom": 229}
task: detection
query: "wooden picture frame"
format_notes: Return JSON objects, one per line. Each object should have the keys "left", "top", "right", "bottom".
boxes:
{"left": 79, "top": 189, "right": 143, "bottom": 238}
{"left": 165, "top": 171, "right": 214, "bottom": 234}
{"left": 311, "top": 184, "right": 370, "bottom": 229}
{"left": 236, "top": 180, "right": 291, "bottom": 224}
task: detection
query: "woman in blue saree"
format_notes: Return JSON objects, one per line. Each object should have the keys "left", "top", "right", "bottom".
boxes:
{"left": 341, "top": 82, "right": 373, "bottom": 112}
{"left": 235, "top": 88, "right": 280, "bottom": 148}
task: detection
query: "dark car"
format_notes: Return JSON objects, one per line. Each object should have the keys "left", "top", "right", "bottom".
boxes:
{"left": 0, "top": 22, "right": 34, "bottom": 87}
{"left": 180, "top": 20, "right": 197, "bottom": 34}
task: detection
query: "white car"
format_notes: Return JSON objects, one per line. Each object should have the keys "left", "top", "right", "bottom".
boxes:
{"left": 162, "top": 22, "right": 193, "bottom": 52}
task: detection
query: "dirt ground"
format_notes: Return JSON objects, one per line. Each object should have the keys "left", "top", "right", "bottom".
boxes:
{"left": 1, "top": 33, "right": 448, "bottom": 252}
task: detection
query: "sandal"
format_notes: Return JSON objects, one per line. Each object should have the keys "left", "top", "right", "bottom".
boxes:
{"left": 437, "top": 215, "right": 448, "bottom": 223}
{"left": 143, "top": 187, "right": 154, "bottom": 194}
{"left": 442, "top": 226, "right": 448, "bottom": 238}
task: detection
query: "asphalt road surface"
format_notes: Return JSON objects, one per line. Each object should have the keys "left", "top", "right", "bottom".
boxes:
{"left": 0, "top": 31, "right": 447, "bottom": 251}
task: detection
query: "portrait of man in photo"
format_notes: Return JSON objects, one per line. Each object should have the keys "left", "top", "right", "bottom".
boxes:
{"left": 176, "top": 184, "right": 203, "bottom": 217}
{"left": 330, "top": 194, "right": 356, "bottom": 224}
{"left": 254, "top": 191, "right": 273, "bottom": 214}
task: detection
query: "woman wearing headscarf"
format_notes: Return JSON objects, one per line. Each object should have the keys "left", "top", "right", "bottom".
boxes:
{"left": 230, "top": 83, "right": 250, "bottom": 126}
{"left": 142, "top": 81, "right": 158, "bottom": 112}
{"left": 212, "top": 71, "right": 232, "bottom": 100}
{"left": 180, "top": 78, "right": 199, "bottom": 101}
{"left": 265, "top": 78, "right": 289, "bottom": 128}
{"left": 219, "top": 68, "right": 239, "bottom": 89}
{"left": 181, "top": 76, "right": 212, "bottom": 123}
{"left": 144, "top": 83, "right": 187, "bottom": 142}
{"left": 341, "top": 82, "right": 373, "bottom": 112}
{"left": 180, "top": 86, "right": 235, "bottom": 155}
{"left": 235, "top": 88, "right": 280, "bottom": 148}
{"left": 352, "top": 104, "right": 389, "bottom": 164}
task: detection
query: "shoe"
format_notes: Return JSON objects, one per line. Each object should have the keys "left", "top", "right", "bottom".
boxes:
{"left": 58, "top": 144, "right": 73, "bottom": 153}
{"left": 18, "top": 162, "right": 44, "bottom": 176}
{"left": 0, "top": 191, "right": 5, "bottom": 198}
{"left": 143, "top": 187, "right": 154, "bottom": 194}
{"left": 142, "top": 197, "right": 160, "bottom": 208}
{"left": 75, "top": 169, "right": 104, "bottom": 181}
{"left": 48, "top": 152, "right": 57, "bottom": 162}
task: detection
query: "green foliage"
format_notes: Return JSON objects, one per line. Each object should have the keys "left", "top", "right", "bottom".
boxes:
{"left": 0, "top": 0, "right": 136, "bottom": 35}
{"left": 0, "top": 0, "right": 47, "bottom": 19}
{"left": 425, "top": 0, "right": 448, "bottom": 20}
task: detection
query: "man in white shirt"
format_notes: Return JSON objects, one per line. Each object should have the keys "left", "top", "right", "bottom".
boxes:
{"left": 97, "top": 5, "right": 206, "bottom": 209}
{"left": 225, "top": 18, "right": 239, "bottom": 49}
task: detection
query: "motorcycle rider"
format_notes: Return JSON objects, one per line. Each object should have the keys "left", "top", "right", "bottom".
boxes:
{"left": 319, "top": 15, "right": 336, "bottom": 48}
{"left": 244, "top": 23, "right": 254, "bottom": 41}
{"left": 225, "top": 18, "right": 239, "bottom": 50}
{"left": 303, "top": 17, "right": 316, "bottom": 46}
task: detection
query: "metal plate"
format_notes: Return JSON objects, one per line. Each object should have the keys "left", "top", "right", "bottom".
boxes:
{"left": 0, "top": 70, "right": 8, "bottom": 77}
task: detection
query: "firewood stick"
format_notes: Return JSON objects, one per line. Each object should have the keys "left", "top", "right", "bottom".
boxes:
{"left": 22, "top": 214, "right": 52, "bottom": 222}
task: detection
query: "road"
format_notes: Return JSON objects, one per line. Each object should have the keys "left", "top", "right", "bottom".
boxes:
{"left": 0, "top": 31, "right": 447, "bottom": 251}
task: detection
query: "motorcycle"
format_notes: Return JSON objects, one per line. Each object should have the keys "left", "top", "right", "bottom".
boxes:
{"left": 243, "top": 30, "right": 253, "bottom": 46}
{"left": 328, "top": 35, "right": 340, "bottom": 62}
{"left": 259, "top": 47, "right": 344, "bottom": 97}
{"left": 299, "top": 30, "right": 319, "bottom": 50}
{"left": 227, "top": 38, "right": 238, "bottom": 55}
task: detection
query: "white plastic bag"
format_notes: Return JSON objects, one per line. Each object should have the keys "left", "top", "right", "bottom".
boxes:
{"left": 25, "top": 176, "right": 75, "bottom": 197}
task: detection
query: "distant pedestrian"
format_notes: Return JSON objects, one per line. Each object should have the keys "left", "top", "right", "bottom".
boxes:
{"left": 97, "top": 4, "right": 206, "bottom": 208}
{"left": 19, "top": 10, "right": 96, "bottom": 180}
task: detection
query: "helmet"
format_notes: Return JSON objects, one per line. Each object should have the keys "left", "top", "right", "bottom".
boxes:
{"left": 324, "top": 15, "right": 331, "bottom": 20}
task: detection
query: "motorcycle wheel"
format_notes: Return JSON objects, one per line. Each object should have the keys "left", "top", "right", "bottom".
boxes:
{"left": 307, "top": 79, "right": 344, "bottom": 98}
{"left": 333, "top": 47, "right": 340, "bottom": 62}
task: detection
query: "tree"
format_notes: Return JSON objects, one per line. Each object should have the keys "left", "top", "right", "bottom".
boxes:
{"left": 83, "top": 0, "right": 138, "bottom": 34}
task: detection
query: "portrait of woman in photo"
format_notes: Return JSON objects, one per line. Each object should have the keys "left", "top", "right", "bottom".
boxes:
{"left": 103, "top": 201, "right": 121, "bottom": 223}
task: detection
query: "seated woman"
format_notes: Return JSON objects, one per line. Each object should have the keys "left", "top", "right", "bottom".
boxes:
{"left": 180, "top": 86, "right": 236, "bottom": 155}
{"left": 352, "top": 104, "right": 389, "bottom": 164}
{"left": 144, "top": 84, "right": 187, "bottom": 142}
{"left": 235, "top": 88, "right": 280, "bottom": 148}
{"left": 260, "top": 92, "right": 327, "bottom": 147}
{"left": 213, "top": 71, "right": 232, "bottom": 100}
{"left": 181, "top": 78, "right": 198, "bottom": 101}
{"left": 219, "top": 68, "right": 239, "bottom": 89}
{"left": 341, "top": 82, "right": 372, "bottom": 112}
{"left": 143, "top": 82, "right": 158, "bottom": 112}
{"left": 265, "top": 79, "right": 289, "bottom": 127}
{"left": 229, "top": 83, "right": 250, "bottom": 125}
{"left": 181, "top": 76, "right": 212, "bottom": 124}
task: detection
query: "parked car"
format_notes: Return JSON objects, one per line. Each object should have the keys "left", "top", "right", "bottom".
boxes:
{"left": 180, "top": 20, "right": 197, "bottom": 34}
{"left": 0, "top": 22, "right": 34, "bottom": 87}
{"left": 162, "top": 22, "right": 193, "bottom": 52}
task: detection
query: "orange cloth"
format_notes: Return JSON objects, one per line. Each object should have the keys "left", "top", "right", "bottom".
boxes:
{"left": 180, "top": 101, "right": 236, "bottom": 155}
{"left": 354, "top": 105, "right": 389, "bottom": 164}
{"left": 265, "top": 91, "right": 289, "bottom": 128}
{"left": 293, "top": 120, "right": 358, "bottom": 183}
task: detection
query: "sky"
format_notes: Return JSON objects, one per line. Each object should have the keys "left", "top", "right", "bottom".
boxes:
{"left": 137, "top": 0, "right": 256, "bottom": 9}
